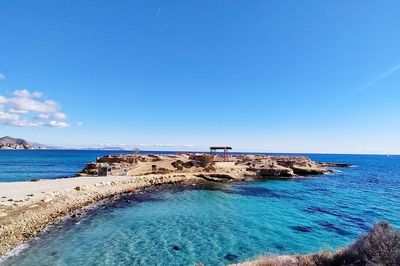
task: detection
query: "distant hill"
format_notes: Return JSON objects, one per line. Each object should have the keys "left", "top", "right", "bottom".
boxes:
{"left": 0, "top": 137, "right": 127, "bottom": 150}
{"left": 0, "top": 137, "right": 141, "bottom": 151}
{"left": 0, "top": 136, "right": 40, "bottom": 150}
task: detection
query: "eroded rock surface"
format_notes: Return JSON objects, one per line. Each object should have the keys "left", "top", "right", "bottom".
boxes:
{"left": 80, "top": 153, "right": 349, "bottom": 181}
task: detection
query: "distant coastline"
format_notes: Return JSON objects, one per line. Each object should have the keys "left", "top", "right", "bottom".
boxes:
{"left": 2, "top": 136, "right": 400, "bottom": 155}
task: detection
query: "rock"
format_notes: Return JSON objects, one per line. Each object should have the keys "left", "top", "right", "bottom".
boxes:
{"left": 172, "top": 245, "right": 181, "bottom": 251}
{"left": 291, "top": 225, "right": 313, "bottom": 233}
{"left": 224, "top": 252, "right": 239, "bottom": 261}
{"left": 79, "top": 153, "right": 350, "bottom": 181}
{"left": 319, "top": 162, "right": 353, "bottom": 167}
{"left": 291, "top": 166, "right": 325, "bottom": 176}
{"left": 257, "top": 166, "right": 294, "bottom": 178}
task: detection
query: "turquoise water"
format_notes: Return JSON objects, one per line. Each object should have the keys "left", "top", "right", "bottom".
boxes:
{"left": 2, "top": 154, "right": 400, "bottom": 265}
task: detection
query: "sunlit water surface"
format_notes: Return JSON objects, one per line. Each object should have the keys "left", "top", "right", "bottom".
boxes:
{"left": 2, "top": 154, "right": 400, "bottom": 265}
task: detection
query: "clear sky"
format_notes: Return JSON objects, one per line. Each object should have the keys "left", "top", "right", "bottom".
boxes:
{"left": 1, "top": 1, "right": 400, "bottom": 153}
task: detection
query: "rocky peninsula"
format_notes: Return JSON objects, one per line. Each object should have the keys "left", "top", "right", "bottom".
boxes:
{"left": 79, "top": 153, "right": 350, "bottom": 180}
{"left": 0, "top": 153, "right": 349, "bottom": 258}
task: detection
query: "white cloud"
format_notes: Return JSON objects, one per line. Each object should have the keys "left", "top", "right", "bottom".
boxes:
{"left": 9, "top": 96, "right": 60, "bottom": 113}
{"left": 0, "top": 111, "right": 19, "bottom": 123}
{"left": 13, "top": 89, "right": 43, "bottom": 99}
{"left": 9, "top": 108, "right": 29, "bottom": 114}
{"left": 46, "top": 121, "right": 70, "bottom": 128}
{"left": 76, "top": 121, "right": 83, "bottom": 126}
{"left": 0, "top": 89, "right": 70, "bottom": 128}
{"left": 0, "top": 96, "right": 7, "bottom": 104}
{"left": 0, "top": 111, "right": 40, "bottom": 127}
{"left": 0, "top": 73, "right": 5, "bottom": 80}
{"left": 37, "top": 113, "right": 50, "bottom": 119}
{"left": 51, "top": 112, "right": 67, "bottom": 120}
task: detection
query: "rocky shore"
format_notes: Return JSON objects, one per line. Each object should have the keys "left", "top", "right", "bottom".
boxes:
{"left": 0, "top": 153, "right": 349, "bottom": 257}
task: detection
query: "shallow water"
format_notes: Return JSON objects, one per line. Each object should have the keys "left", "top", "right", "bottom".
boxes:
{"left": 2, "top": 154, "right": 400, "bottom": 265}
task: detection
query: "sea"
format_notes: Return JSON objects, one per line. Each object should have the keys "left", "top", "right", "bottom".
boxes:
{"left": 0, "top": 150, "right": 399, "bottom": 265}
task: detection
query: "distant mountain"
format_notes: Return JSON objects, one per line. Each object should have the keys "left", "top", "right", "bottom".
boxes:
{"left": 0, "top": 137, "right": 134, "bottom": 150}
{"left": 0, "top": 136, "right": 41, "bottom": 150}
{"left": 29, "top": 141, "right": 61, "bottom": 150}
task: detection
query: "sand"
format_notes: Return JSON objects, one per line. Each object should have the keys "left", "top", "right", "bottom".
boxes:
{"left": 0, "top": 175, "right": 134, "bottom": 206}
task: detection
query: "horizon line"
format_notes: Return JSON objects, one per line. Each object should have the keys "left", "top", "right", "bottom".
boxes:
{"left": 3, "top": 148, "right": 398, "bottom": 156}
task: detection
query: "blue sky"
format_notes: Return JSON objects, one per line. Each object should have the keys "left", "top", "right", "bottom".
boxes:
{"left": 1, "top": 1, "right": 400, "bottom": 153}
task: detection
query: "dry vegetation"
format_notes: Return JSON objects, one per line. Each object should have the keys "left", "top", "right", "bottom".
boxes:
{"left": 234, "top": 221, "right": 400, "bottom": 266}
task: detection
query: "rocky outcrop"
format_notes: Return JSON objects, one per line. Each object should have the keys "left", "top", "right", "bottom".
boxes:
{"left": 319, "top": 162, "right": 353, "bottom": 168}
{"left": 256, "top": 165, "right": 294, "bottom": 178}
{"left": 80, "top": 153, "right": 348, "bottom": 180}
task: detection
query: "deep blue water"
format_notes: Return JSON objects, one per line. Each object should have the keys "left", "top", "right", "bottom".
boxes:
{"left": 0, "top": 150, "right": 127, "bottom": 182}
{"left": 1, "top": 152, "right": 399, "bottom": 265}
{"left": 0, "top": 150, "right": 175, "bottom": 182}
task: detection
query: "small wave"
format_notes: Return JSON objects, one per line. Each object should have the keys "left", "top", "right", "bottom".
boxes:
{"left": 0, "top": 242, "right": 30, "bottom": 263}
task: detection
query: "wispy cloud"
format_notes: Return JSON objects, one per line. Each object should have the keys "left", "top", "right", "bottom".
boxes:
{"left": 0, "top": 89, "right": 70, "bottom": 128}
{"left": 0, "top": 73, "right": 5, "bottom": 80}
{"left": 358, "top": 63, "right": 400, "bottom": 93}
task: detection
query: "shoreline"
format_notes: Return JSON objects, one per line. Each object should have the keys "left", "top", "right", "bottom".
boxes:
{"left": 0, "top": 182, "right": 210, "bottom": 262}
{"left": 0, "top": 153, "right": 349, "bottom": 258}
{"left": 0, "top": 173, "right": 206, "bottom": 257}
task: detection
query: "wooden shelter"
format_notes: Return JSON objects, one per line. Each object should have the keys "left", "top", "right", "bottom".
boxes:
{"left": 209, "top": 146, "right": 232, "bottom": 160}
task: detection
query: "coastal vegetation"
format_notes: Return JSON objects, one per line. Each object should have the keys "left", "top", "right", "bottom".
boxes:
{"left": 233, "top": 221, "right": 400, "bottom": 266}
